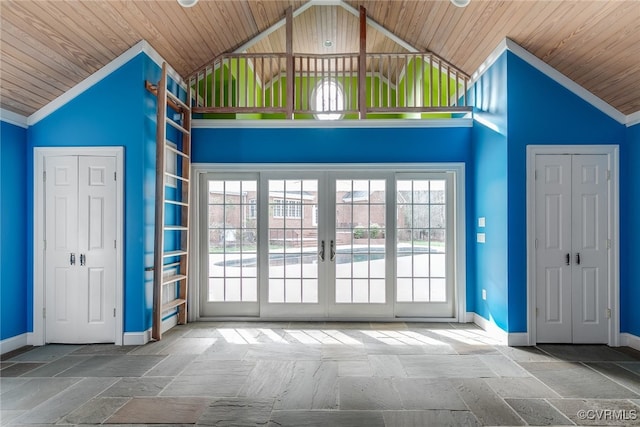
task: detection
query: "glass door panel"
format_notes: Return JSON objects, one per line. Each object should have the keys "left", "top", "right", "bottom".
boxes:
{"left": 395, "top": 175, "right": 454, "bottom": 317}
{"left": 330, "top": 177, "right": 392, "bottom": 317}
{"left": 261, "top": 176, "right": 325, "bottom": 317}
{"left": 201, "top": 176, "right": 259, "bottom": 317}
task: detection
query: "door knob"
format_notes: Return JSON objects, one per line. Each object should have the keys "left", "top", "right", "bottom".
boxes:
{"left": 70, "top": 253, "right": 76, "bottom": 265}
{"left": 576, "top": 252, "right": 581, "bottom": 265}
{"left": 330, "top": 240, "right": 336, "bottom": 262}
{"left": 80, "top": 254, "right": 86, "bottom": 266}
{"left": 565, "top": 253, "right": 570, "bottom": 265}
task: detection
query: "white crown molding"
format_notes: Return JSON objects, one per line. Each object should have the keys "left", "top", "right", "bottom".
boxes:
{"left": 27, "top": 40, "right": 183, "bottom": 127}
{"left": 627, "top": 111, "right": 640, "bottom": 127}
{"left": 504, "top": 39, "right": 627, "bottom": 125}
{"left": 193, "top": 118, "right": 472, "bottom": 129}
{"left": 470, "top": 38, "right": 630, "bottom": 126}
{"left": 0, "top": 108, "right": 28, "bottom": 128}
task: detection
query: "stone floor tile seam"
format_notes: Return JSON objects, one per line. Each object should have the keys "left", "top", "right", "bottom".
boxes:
{"left": 579, "top": 361, "right": 640, "bottom": 398}
{"left": 544, "top": 396, "right": 582, "bottom": 425}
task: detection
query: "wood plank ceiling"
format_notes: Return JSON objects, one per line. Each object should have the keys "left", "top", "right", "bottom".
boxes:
{"left": 1, "top": 0, "right": 639, "bottom": 117}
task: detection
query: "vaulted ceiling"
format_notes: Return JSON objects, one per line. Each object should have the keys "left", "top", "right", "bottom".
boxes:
{"left": 1, "top": 0, "right": 639, "bottom": 117}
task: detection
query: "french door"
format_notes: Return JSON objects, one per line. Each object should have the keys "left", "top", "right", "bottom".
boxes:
{"left": 200, "top": 168, "right": 457, "bottom": 319}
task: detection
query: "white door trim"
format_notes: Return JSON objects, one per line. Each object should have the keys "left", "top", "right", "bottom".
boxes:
{"left": 33, "top": 147, "right": 124, "bottom": 345}
{"left": 526, "top": 145, "right": 619, "bottom": 346}
{"left": 191, "top": 162, "right": 466, "bottom": 323}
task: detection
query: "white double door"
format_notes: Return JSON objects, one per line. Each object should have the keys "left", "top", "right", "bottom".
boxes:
{"left": 535, "top": 154, "right": 610, "bottom": 343}
{"left": 202, "top": 170, "right": 455, "bottom": 319}
{"left": 44, "top": 155, "right": 117, "bottom": 343}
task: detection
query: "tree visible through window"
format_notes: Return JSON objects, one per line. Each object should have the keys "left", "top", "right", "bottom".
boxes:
{"left": 314, "top": 79, "right": 344, "bottom": 120}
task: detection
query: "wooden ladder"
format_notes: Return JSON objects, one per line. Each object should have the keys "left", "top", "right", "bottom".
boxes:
{"left": 147, "top": 63, "right": 191, "bottom": 340}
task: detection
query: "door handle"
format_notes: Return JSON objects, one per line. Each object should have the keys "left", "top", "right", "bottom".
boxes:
{"left": 565, "top": 253, "right": 570, "bottom": 265}
{"left": 319, "top": 240, "right": 325, "bottom": 262}
{"left": 80, "top": 254, "right": 85, "bottom": 266}
{"left": 330, "top": 240, "right": 336, "bottom": 262}
{"left": 70, "top": 253, "right": 76, "bottom": 265}
{"left": 576, "top": 252, "right": 581, "bottom": 265}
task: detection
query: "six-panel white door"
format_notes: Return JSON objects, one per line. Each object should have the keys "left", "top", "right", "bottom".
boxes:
{"left": 45, "top": 155, "right": 117, "bottom": 343}
{"left": 535, "top": 154, "right": 609, "bottom": 343}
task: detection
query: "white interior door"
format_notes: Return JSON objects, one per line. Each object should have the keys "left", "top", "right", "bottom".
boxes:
{"left": 535, "top": 154, "right": 609, "bottom": 343}
{"left": 571, "top": 155, "right": 609, "bottom": 343}
{"left": 45, "top": 155, "right": 117, "bottom": 343}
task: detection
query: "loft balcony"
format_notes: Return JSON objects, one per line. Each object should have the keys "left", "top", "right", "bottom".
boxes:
{"left": 189, "top": 51, "right": 471, "bottom": 120}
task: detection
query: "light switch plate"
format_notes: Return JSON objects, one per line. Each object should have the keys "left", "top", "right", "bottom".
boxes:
{"left": 477, "top": 233, "right": 486, "bottom": 243}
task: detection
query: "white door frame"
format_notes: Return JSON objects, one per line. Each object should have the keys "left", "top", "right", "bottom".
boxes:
{"left": 526, "top": 145, "right": 619, "bottom": 346}
{"left": 33, "top": 147, "right": 124, "bottom": 345}
{"left": 190, "top": 162, "right": 466, "bottom": 322}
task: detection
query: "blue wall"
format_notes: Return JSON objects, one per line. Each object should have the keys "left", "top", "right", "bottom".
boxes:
{"left": 1, "top": 121, "right": 28, "bottom": 340}
{"left": 27, "top": 53, "right": 161, "bottom": 334}
{"left": 193, "top": 125, "right": 476, "bottom": 312}
{"left": 505, "top": 52, "right": 626, "bottom": 332}
{"left": 623, "top": 123, "right": 640, "bottom": 336}
{"left": 469, "top": 53, "right": 510, "bottom": 331}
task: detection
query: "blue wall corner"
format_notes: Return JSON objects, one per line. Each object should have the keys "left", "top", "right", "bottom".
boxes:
{"left": 622, "top": 123, "right": 640, "bottom": 336}
{"left": 0, "top": 121, "right": 28, "bottom": 341}
{"left": 470, "top": 52, "right": 510, "bottom": 332}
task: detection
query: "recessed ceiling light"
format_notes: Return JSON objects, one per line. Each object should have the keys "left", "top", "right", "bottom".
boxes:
{"left": 324, "top": 40, "right": 333, "bottom": 48}
{"left": 450, "top": 0, "right": 470, "bottom": 7}
{"left": 177, "top": 0, "right": 198, "bottom": 8}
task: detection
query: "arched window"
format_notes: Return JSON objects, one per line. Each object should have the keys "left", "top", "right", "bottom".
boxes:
{"left": 313, "top": 79, "right": 344, "bottom": 120}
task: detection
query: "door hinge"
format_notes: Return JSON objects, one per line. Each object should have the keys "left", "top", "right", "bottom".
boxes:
{"left": 43, "top": 171, "right": 46, "bottom": 182}
{"left": 607, "top": 170, "right": 611, "bottom": 180}
{"left": 44, "top": 240, "right": 47, "bottom": 250}
{"left": 114, "top": 171, "right": 117, "bottom": 181}
{"left": 606, "top": 308, "right": 611, "bottom": 319}
{"left": 534, "top": 170, "right": 538, "bottom": 180}
{"left": 114, "top": 240, "right": 117, "bottom": 249}
{"left": 535, "top": 238, "right": 538, "bottom": 249}
{"left": 113, "top": 308, "right": 116, "bottom": 317}
{"left": 536, "top": 307, "right": 539, "bottom": 317}
{"left": 607, "top": 239, "right": 611, "bottom": 249}
{"left": 43, "top": 307, "right": 46, "bottom": 318}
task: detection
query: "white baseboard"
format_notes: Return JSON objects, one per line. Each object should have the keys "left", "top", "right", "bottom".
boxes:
{"left": 0, "top": 333, "right": 28, "bottom": 355}
{"left": 464, "top": 312, "right": 475, "bottom": 323}
{"left": 122, "top": 314, "right": 179, "bottom": 346}
{"left": 620, "top": 333, "right": 640, "bottom": 351}
{"left": 472, "top": 313, "right": 508, "bottom": 345}
{"left": 162, "top": 314, "right": 179, "bottom": 334}
{"left": 123, "top": 329, "right": 152, "bottom": 346}
{"left": 507, "top": 332, "right": 530, "bottom": 347}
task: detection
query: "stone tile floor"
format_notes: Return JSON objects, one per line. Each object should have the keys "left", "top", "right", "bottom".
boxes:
{"left": 1, "top": 322, "right": 639, "bottom": 426}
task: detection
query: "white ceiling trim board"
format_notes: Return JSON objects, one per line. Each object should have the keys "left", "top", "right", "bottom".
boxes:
{"left": 234, "top": 0, "right": 418, "bottom": 54}
{"left": 338, "top": 1, "right": 418, "bottom": 53}
{"left": 469, "top": 38, "right": 627, "bottom": 126}
{"left": 626, "top": 111, "right": 640, "bottom": 127}
{"left": 27, "top": 40, "right": 184, "bottom": 126}
{"left": 0, "top": 108, "right": 28, "bottom": 128}
{"left": 233, "top": 1, "right": 317, "bottom": 53}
